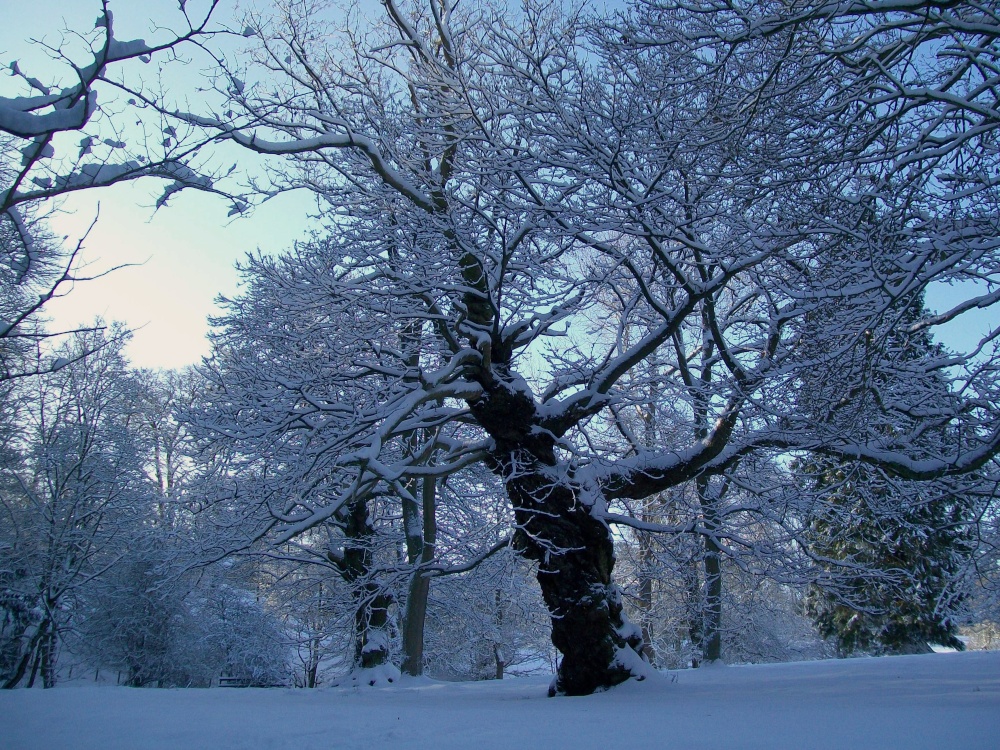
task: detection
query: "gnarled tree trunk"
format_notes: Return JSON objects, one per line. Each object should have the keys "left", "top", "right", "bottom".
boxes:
{"left": 353, "top": 584, "right": 393, "bottom": 669}
{"left": 508, "top": 471, "right": 644, "bottom": 695}
{"left": 471, "top": 380, "right": 646, "bottom": 696}
{"left": 334, "top": 497, "right": 392, "bottom": 671}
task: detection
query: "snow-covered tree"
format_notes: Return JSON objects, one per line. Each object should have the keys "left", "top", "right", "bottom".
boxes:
{"left": 79, "top": 545, "right": 291, "bottom": 688}
{"left": 0, "top": 1, "right": 240, "bottom": 383}
{"left": 70, "top": 364, "right": 289, "bottom": 689}
{"left": 0, "top": 326, "right": 150, "bottom": 688}
{"left": 130, "top": 368, "right": 202, "bottom": 505}
{"left": 0, "top": 1, "right": 231, "bottom": 215}
{"left": 191, "top": 237, "right": 505, "bottom": 681}
{"left": 793, "top": 280, "right": 984, "bottom": 655}
{"left": 616, "top": 471, "right": 812, "bottom": 667}
{"left": 802, "top": 463, "right": 976, "bottom": 655}
{"left": 146, "top": 0, "right": 1000, "bottom": 694}
{"left": 0, "top": 199, "right": 82, "bottom": 382}
{"left": 77, "top": 544, "right": 206, "bottom": 688}
{"left": 422, "top": 549, "right": 554, "bottom": 681}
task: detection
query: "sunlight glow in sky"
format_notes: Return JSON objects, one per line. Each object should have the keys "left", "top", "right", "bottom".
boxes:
{"left": 43, "top": 187, "right": 315, "bottom": 369}
{"left": 3, "top": 0, "right": 318, "bottom": 369}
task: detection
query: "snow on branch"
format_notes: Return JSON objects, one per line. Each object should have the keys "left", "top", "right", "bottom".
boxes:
{"left": 1, "top": 0, "right": 226, "bottom": 212}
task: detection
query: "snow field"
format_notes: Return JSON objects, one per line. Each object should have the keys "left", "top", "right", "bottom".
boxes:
{"left": 2, "top": 651, "right": 997, "bottom": 750}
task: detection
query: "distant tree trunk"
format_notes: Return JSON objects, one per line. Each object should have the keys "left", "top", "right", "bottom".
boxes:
{"left": 39, "top": 626, "right": 56, "bottom": 688}
{"left": 26, "top": 651, "right": 40, "bottom": 689}
{"left": 401, "top": 477, "right": 437, "bottom": 676}
{"left": 2, "top": 645, "right": 32, "bottom": 689}
{"left": 637, "top": 379, "right": 659, "bottom": 664}
{"left": 2, "top": 616, "right": 50, "bottom": 690}
{"left": 699, "top": 477, "right": 724, "bottom": 664}
{"left": 302, "top": 586, "right": 323, "bottom": 688}
{"left": 400, "top": 575, "right": 430, "bottom": 675}
{"left": 492, "top": 588, "right": 506, "bottom": 679}
{"left": 304, "top": 634, "right": 320, "bottom": 688}
{"left": 685, "top": 558, "right": 703, "bottom": 668}
{"left": 701, "top": 535, "right": 723, "bottom": 664}
{"left": 636, "top": 515, "right": 658, "bottom": 664}
{"left": 493, "top": 644, "right": 505, "bottom": 680}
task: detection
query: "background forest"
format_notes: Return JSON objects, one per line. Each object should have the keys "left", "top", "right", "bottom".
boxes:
{"left": 2, "top": 0, "right": 1000, "bottom": 693}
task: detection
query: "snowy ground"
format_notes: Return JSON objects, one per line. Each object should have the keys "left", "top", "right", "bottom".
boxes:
{"left": 3, "top": 651, "right": 998, "bottom": 750}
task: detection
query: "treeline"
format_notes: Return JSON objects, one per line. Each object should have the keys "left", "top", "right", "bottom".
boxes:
{"left": 1, "top": 285, "right": 995, "bottom": 689}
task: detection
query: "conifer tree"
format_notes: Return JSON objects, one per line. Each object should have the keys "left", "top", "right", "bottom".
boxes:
{"left": 802, "top": 463, "right": 973, "bottom": 655}
{"left": 799, "top": 294, "right": 976, "bottom": 654}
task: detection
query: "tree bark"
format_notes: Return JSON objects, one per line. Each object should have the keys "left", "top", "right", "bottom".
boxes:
{"left": 354, "top": 585, "right": 393, "bottom": 669}
{"left": 40, "top": 626, "right": 56, "bottom": 688}
{"left": 698, "top": 477, "right": 724, "bottom": 664}
{"left": 401, "top": 477, "right": 436, "bottom": 676}
{"left": 2, "top": 617, "right": 50, "bottom": 690}
{"left": 701, "top": 534, "right": 723, "bottom": 663}
{"left": 304, "top": 635, "right": 319, "bottom": 688}
{"left": 492, "top": 588, "right": 506, "bottom": 679}
{"left": 469, "top": 370, "right": 646, "bottom": 695}
{"left": 507, "top": 472, "right": 643, "bottom": 695}
{"left": 637, "top": 508, "right": 658, "bottom": 664}
{"left": 339, "top": 497, "right": 392, "bottom": 670}
{"left": 685, "top": 559, "right": 703, "bottom": 669}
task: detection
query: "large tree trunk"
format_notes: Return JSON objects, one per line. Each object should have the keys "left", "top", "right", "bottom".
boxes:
{"left": 507, "top": 472, "right": 644, "bottom": 695}
{"left": 469, "top": 365, "right": 646, "bottom": 695}
{"left": 398, "top": 313, "right": 436, "bottom": 677}
{"left": 354, "top": 585, "right": 393, "bottom": 669}
{"left": 338, "top": 497, "right": 393, "bottom": 671}
{"left": 471, "top": 381, "right": 648, "bottom": 695}
{"left": 400, "top": 570, "right": 431, "bottom": 676}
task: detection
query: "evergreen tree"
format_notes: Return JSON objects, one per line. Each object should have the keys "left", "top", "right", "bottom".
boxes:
{"left": 798, "top": 294, "right": 976, "bottom": 655}
{"left": 802, "top": 462, "right": 973, "bottom": 654}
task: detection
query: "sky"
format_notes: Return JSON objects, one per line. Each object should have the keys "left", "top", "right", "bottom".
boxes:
{"left": 3, "top": 1, "right": 995, "bottom": 371}
{"left": 3, "top": 0, "right": 319, "bottom": 370}
{"left": 41, "top": 185, "right": 315, "bottom": 370}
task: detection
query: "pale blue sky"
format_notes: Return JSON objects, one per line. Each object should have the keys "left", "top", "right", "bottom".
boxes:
{"left": 3, "top": 0, "right": 318, "bottom": 369}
